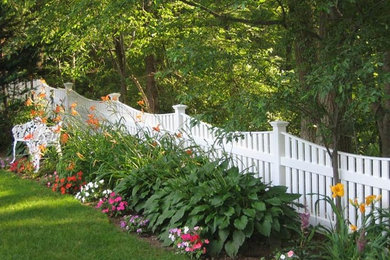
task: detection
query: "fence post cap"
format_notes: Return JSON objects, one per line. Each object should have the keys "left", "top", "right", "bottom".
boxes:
{"left": 64, "top": 82, "right": 73, "bottom": 90}
{"left": 108, "top": 93, "right": 121, "bottom": 101}
{"left": 269, "top": 120, "right": 289, "bottom": 128}
{"left": 172, "top": 104, "right": 188, "bottom": 110}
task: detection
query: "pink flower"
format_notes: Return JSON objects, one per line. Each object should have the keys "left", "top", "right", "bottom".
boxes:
{"left": 185, "top": 247, "right": 194, "bottom": 252}
{"left": 102, "top": 209, "right": 109, "bottom": 213}
{"left": 287, "top": 251, "right": 294, "bottom": 257}
{"left": 96, "top": 200, "right": 104, "bottom": 208}
{"left": 108, "top": 198, "right": 115, "bottom": 204}
{"left": 204, "top": 239, "right": 209, "bottom": 244}
{"left": 110, "top": 192, "right": 116, "bottom": 197}
{"left": 115, "top": 196, "right": 122, "bottom": 202}
{"left": 193, "top": 242, "right": 202, "bottom": 249}
{"left": 181, "top": 234, "right": 192, "bottom": 241}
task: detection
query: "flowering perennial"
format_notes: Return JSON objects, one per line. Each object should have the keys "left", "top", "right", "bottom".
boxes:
{"left": 168, "top": 226, "right": 209, "bottom": 259}
{"left": 120, "top": 215, "right": 150, "bottom": 235}
{"left": 75, "top": 180, "right": 105, "bottom": 203}
{"left": 96, "top": 191, "right": 128, "bottom": 216}
{"left": 51, "top": 171, "right": 85, "bottom": 194}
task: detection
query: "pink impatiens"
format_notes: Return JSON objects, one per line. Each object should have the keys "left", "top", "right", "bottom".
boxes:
{"left": 168, "top": 226, "right": 209, "bottom": 258}
{"left": 96, "top": 191, "right": 128, "bottom": 216}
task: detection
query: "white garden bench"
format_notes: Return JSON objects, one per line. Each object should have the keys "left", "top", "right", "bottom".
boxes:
{"left": 11, "top": 117, "right": 62, "bottom": 172}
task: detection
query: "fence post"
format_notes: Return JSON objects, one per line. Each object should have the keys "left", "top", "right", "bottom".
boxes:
{"left": 270, "top": 121, "right": 289, "bottom": 186}
{"left": 172, "top": 104, "right": 187, "bottom": 131}
{"left": 63, "top": 82, "right": 73, "bottom": 113}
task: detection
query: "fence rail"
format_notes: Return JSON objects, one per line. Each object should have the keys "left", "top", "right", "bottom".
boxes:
{"left": 24, "top": 79, "right": 390, "bottom": 227}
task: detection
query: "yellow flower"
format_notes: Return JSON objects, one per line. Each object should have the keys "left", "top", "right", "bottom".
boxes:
{"left": 331, "top": 183, "right": 344, "bottom": 198}
{"left": 349, "top": 198, "right": 359, "bottom": 207}
{"left": 365, "top": 195, "right": 376, "bottom": 206}
{"left": 359, "top": 203, "right": 366, "bottom": 213}
{"left": 76, "top": 152, "right": 85, "bottom": 160}
{"left": 350, "top": 224, "right": 357, "bottom": 232}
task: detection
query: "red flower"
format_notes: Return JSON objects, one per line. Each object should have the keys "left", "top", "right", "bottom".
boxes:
{"left": 65, "top": 183, "right": 72, "bottom": 189}
{"left": 60, "top": 178, "right": 65, "bottom": 183}
{"left": 60, "top": 187, "right": 66, "bottom": 194}
{"left": 152, "top": 124, "right": 160, "bottom": 132}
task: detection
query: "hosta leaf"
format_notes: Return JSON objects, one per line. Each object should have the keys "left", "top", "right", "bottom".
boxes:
{"left": 169, "top": 206, "right": 187, "bottom": 226}
{"left": 243, "top": 208, "right": 256, "bottom": 218}
{"left": 252, "top": 201, "right": 266, "bottom": 211}
{"left": 255, "top": 218, "right": 272, "bottom": 237}
{"left": 234, "top": 215, "right": 248, "bottom": 230}
{"left": 265, "top": 197, "right": 282, "bottom": 206}
{"left": 224, "top": 230, "right": 245, "bottom": 257}
{"left": 189, "top": 205, "right": 209, "bottom": 216}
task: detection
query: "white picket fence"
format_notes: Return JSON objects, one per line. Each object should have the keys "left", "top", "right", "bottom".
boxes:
{"left": 18, "top": 80, "right": 390, "bottom": 228}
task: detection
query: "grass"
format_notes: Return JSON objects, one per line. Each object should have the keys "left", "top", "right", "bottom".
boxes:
{"left": 0, "top": 170, "right": 185, "bottom": 260}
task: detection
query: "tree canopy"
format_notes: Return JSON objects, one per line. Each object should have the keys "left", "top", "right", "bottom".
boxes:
{"left": 1, "top": 0, "right": 389, "bottom": 157}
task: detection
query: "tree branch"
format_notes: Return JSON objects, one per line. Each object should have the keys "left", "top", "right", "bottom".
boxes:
{"left": 180, "top": 0, "right": 284, "bottom": 27}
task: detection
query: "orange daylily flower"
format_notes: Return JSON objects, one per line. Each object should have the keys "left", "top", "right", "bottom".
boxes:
{"left": 136, "top": 114, "right": 142, "bottom": 121}
{"left": 111, "top": 96, "right": 118, "bottom": 101}
{"left": 40, "top": 117, "right": 48, "bottom": 124}
{"left": 186, "top": 149, "right": 193, "bottom": 155}
{"left": 331, "top": 183, "right": 344, "bottom": 198}
{"left": 101, "top": 95, "right": 109, "bottom": 101}
{"left": 152, "top": 124, "right": 160, "bottom": 132}
{"left": 38, "top": 92, "right": 46, "bottom": 99}
{"left": 70, "top": 103, "right": 77, "bottom": 109}
{"left": 60, "top": 133, "right": 69, "bottom": 144}
{"left": 38, "top": 110, "right": 45, "bottom": 117}
{"left": 350, "top": 224, "right": 357, "bottom": 232}
{"left": 137, "top": 100, "right": 145, "bottom": 106}
{"left": 349, "top": 198, "right": 359, "bottom": 207}
{"left": 24, "top": 133, "right": 34, "bottom": 140}
{"left": 53, "top": 115, "right": 62, "bottom": 122}
{"left": 38, "top": 144, "right": 47, "bottom": 153}
{"left": 52, "top": 125, "right": 61, "bottom": 133}
{"left": 365, "top": 195, "right": 376, "bottom": 206}
{"left": 30, "top": 110, "right": 37, "bottom": 117}
{"left": 175, "top": 132, "right": 182, "bottom": 138}
{"left": 66, "top": 162, "right": 75, "bottom": 171}
{"left": 89, "top": 105, "right": 96, "bottom": 111}
{"left": 25, "top": 98, "right": 33, "bottom": 106}
{"left": 359, "top": 203, "right": 366, "bottom": 213}
{"left": 86, "top": 114, "right": 100, "bottom": 128}
{"left": 71, "top": 109, "right": 79, "bottom": 116}
{"left": 54, "top": 105, "right": 64, "bottom": 113}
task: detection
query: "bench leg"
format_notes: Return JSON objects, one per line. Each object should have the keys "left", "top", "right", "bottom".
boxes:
{"left": 11, "top": 141, "right": 18, "bottom": 163}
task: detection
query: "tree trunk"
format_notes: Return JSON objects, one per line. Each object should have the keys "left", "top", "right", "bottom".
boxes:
{"left": 378, "top": 51, "right": 390, "bottom": 157}
{"left": 113, "top": 34, "right": 128, "bottom": 103}
{"left": 145, "top": 54, "right": 159, "bottom": 113}
{"left": 288, "top": 0, "right": 317, "bottom": 142}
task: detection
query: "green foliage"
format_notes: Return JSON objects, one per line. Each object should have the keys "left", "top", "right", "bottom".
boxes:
{"left": 313, "top": 193, "right": 390, "bottom": 259}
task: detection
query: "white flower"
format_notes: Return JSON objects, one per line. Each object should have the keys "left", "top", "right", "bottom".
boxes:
{"left": 183, "top": 226, "right": 189, "bottom": 234}
{"left": 99, "top": 179, "right": 104, "bottom": 184}
{"left": 81, "top": 198, "right": 85, "bottom": 203}
{"left": 85, "top": 192, "right": 90, "bottom": 197}
{"left": 94, "top": 183, "right": 98, "bottom": 188}
{"left": 168, "top": 234, "right": 175, "bottom": 241}
{"left": 280, "top": 254, "right": 286, "bottom": 260}
{"left": 85, "top": 186, "right": 89, "bottom": 191}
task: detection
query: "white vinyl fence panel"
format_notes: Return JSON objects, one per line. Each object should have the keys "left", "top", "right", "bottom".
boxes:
{"left": 24, "top": 79, "right": 390, "bottom": 228}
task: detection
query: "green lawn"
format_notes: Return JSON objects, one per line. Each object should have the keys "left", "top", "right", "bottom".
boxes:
{"left": 0, "top": 170, "right": 185, "bottom": 260}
